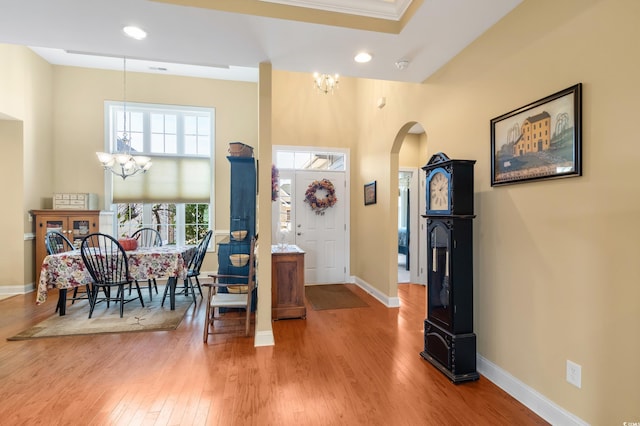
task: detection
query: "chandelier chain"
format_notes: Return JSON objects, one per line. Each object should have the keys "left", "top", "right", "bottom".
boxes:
{"left": 95, "top": 56, "right": 152, "bottom": 179}
{"left": 123, "top": 56, "right": 128, "bottom": 143}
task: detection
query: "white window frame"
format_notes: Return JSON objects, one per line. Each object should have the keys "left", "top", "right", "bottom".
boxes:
{"left": 103, "top": 101, "right": 215, "bottom": 246}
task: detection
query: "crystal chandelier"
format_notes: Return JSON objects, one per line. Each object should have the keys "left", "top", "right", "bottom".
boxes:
{"left": 96, "top": 57, "right": 152, "bottom": 179}
{"left": 313, "top": 72, "right": 339, "bottom": 94}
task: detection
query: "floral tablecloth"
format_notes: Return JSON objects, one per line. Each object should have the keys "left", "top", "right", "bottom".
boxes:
{"left": 37, "top": 245, "right": 196, "bottom": 304}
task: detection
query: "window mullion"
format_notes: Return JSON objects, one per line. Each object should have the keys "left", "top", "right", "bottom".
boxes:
{"left": 177, "top": 112, "right": 185, "bottom": 155}
{"left": 143, "top": 110, "right": 151, "bottom": 153}
{"left": 176, "top": 204, "right": 185, "bottom": 246}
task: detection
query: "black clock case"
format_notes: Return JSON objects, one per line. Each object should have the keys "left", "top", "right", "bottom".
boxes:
{"left": 425, "top": 218, "right": 474, "bottom": 334}
{"left": 420, "top": 153, "right": 478, "bottom": 384}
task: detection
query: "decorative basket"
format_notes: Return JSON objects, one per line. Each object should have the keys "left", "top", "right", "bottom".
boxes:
{"left": 228, "top": 142, "right": 254, "bottom": 158}
{"left": 118, "top": 238, "right": 138, "bottom": 251}
{"left": 231, "top": 230, "right": 248, "bottom": 241}
{"left": 229, "top": 253, "right": 250, "bottom": 267}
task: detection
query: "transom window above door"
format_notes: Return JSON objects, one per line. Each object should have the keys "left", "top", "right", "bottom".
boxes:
{"left": 275, "top": 150, "right": 345, "bottom": 170}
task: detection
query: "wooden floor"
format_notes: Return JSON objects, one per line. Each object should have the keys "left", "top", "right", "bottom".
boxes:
{"left": 0, "top": 284, "right": 547, "bottom": 426}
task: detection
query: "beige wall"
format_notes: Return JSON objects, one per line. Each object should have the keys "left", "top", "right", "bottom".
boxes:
{"left": 256, "top": 62, "right": 274, "bottom": 340}
{"left": 0, "top": 45, "right": 53, "bottom": 289}
{"left": 50, "top": 66, "right": 258, "bottom": 273}
{"left": 426, "top": 1, "right": 639, "bottom": 422}
{"left": 0, "top": 119, "right": 25, "bottom": 285}
{"left": 352, "top": 0, "right": 638, "bottom": 423}
{"left": 398, "top": 133, "right": 424, "bottom": 169}
{"left": 3, "top": 0, "right": 639, "bottom": 422}
{"left": 272, "top": 0, "right": 639, "bottom": 422}
{"left": 0, "top": 50, "right": 257, "bottom": 290}
{"left": 271, "top": 71, "right": 359, "bottom": 150}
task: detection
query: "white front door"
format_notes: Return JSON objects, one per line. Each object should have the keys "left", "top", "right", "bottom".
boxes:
{"left": 294, "top": 171, "right": 346, "bottom": 284}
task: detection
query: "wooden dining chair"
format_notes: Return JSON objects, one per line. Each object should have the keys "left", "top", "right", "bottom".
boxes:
{"left": 80, "top": 233, "right": 145, "bottom": 318}
{"left": 202, "top": 236, "right": 257, "bottom": 341}
{"left": 161, "top": 229, "right": 213, "bottom": 306}
{"left": 45, "top": 230, "right": 91, "bottom": 312}
{"left": 130, "top": 227, "right": 162, "bottom": 300}
{"left": 131, "top": 227, "right": 162, "bottom": 247}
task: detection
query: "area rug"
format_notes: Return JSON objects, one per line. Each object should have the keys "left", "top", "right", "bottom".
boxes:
{"left": 305, "top": 284, "right": 369, "bottom": 311}
{"left": 8, "top": 295, "right": 193, "bottom": 341}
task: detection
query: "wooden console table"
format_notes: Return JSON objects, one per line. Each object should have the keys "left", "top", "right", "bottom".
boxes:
{"left": 271, "top": 244, "right": 306, "bottom": 320}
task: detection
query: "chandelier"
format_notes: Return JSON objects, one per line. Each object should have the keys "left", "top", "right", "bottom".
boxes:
{"left": 313, "top": 72, "right": 339, "bottom": 94}
{"left": 96, "top": 57, "right": 152, "bottom": 179}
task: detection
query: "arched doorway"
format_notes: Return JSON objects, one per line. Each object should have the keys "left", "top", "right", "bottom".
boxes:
{"left": 392, "top": 122, "right": 427, "bottom": 289}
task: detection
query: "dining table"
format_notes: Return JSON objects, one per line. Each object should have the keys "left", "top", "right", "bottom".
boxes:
{"left": 37, "top": 245, "right": 197, "bottom": 315}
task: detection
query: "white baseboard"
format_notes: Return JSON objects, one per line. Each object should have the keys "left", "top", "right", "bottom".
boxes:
{"left": 254, "top": 330, "right": 275, "bottom": 347}
{"left": 352, "top": 276, "right": 401, "bottom": 308}
{"left": 477, "top": 354, "right": 588, "bottom": 426}
{"left": 349, "top": 276, "right": 586, "bottom": 425}
{"left": 0, "top": 283, "right": 34, "bottom": 298}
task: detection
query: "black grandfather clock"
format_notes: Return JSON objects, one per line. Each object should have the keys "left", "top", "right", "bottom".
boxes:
{"left": 420, "top": 152, "right": 479, "bottom": 383}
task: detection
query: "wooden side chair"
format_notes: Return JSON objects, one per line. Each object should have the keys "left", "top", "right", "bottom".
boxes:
{"left": 203, "top": 236, "right": 257, "bottom": 341}
{"left": 131, "top": 227, "right": 162, "bottom": 247}
{"left": 80, "top": 233, "right": 145, "bottom": 318}
{"left": 161, "top": 229, "right": 213, "bottom": 306}
{"left": 45, "top": 230, "right": 91, "bottom": 313}
{"left": 131, "top": 227, "right": 162, "bottom": 300}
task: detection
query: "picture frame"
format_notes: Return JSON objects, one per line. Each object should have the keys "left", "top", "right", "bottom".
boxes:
{"left": 490, "top": 83, "right": 582, "bottom": 186}
{"left": 364, "top": 181, "right": 377, "bottom": 205}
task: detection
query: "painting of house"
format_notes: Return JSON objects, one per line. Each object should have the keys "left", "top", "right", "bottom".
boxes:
{"left": 513, "top": 111, "right": 551, "bottom": 156}
{"left": 492, "top": 86, "right": 578, "bottom": 185}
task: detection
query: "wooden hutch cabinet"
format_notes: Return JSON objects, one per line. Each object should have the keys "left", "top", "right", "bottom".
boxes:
{"left": 32, "top": 209, "right": 100, "bottom": 282}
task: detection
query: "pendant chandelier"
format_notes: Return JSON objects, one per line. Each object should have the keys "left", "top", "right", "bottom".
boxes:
{"left": 313, "top": 72, "right": 339, "bottom": 94}
{"left": 96, "top": 57, "right": 152, "bottom": 179}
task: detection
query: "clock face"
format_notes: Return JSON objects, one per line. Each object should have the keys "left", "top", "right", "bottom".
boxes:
{"left": 429, "top": 171, "right": 449, "bottom": 211}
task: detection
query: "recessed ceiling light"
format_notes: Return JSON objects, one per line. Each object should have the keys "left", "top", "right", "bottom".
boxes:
{"left": 123, "top": 26, "right": 147, "bottom": 40}
{"left": 354, "top": 52, "right": 372, "bottom": 63}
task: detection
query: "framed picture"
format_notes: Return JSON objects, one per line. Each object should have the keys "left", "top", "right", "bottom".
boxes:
{"left": 364, "top": 181, "right": 377, "bottom": 205}
{"left": 490, "top": 83, "right": 582, "bottom": 186}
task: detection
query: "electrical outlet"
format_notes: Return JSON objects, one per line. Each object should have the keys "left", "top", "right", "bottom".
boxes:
{"left": 566, "top": 360, "right": 582, "bottom": 388}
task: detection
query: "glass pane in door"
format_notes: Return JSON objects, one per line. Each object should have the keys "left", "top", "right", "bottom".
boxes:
{"left": 428, "top": 224, "right": 452, "bottom": 330}
{"left": 71, "top": 219, "right": 91, "bottom": 247}
{"left": 45, "top": 220, "right": 64, "bottom": 233}
{"left": 275, "top": 177, "right": 294, "bottom": 246}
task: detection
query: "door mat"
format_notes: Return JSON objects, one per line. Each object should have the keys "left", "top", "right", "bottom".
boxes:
{"left": 305, "top": 284, "right": 369, "bottom": 311}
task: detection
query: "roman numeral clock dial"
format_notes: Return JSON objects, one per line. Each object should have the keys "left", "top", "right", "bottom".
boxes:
{"left": 429, "top": 172, "right": 449, "bottom": 211}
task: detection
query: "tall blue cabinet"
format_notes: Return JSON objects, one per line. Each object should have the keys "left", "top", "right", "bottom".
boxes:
{"left": 216, "top": 156, "right": 257, "bottom": 308}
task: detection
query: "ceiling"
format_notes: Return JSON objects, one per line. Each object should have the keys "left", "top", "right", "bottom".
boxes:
{"left": 0, "top": 0, "right": 522, "bottom": 83}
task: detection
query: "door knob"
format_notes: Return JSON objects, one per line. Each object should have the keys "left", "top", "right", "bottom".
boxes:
{"left": 297, "top": 232, "right": 302, "bottom": 236}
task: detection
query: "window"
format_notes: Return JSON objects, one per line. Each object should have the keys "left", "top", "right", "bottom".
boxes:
{"left": 275, "top": 150, "right": 345, "bottom": 171}
{"left": 104, "top": 102, "right": 214, "bottom": 246}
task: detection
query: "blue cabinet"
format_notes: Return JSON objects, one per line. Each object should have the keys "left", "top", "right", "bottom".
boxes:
{"left": 217, "top": 156, "right": 257, "bottom": 310}
{"left": 228, "top": 156, "right": 256, "bottom": 240}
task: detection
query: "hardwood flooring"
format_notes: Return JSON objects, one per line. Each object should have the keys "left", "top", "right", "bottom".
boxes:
{"left": 0, "top": 284, "right": 547, "bottom": 425}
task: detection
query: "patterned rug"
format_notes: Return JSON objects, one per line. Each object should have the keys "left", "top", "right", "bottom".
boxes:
{"left": 305, "top": 284, "right": 369, "bottom": 311}
{"left": 7, "top": 294, "right": 193, "bottom": 340}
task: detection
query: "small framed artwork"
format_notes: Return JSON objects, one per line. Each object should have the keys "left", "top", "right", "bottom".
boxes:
{"left": 364, "top": 181, "right": 377, "bottom": 205}
{"left": 490, "top": 83, "right": 582, "bottom": 186}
